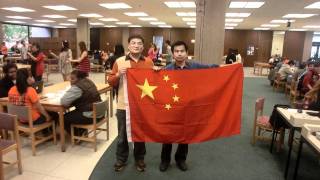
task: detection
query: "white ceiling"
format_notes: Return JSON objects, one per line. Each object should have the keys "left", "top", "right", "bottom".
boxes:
{"left": 0, "top": 0, "right": 320, "bottom": 31}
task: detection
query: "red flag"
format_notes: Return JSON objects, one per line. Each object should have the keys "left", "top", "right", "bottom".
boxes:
{"left": 125, "top": 63, "right": 243, "bottom": 144}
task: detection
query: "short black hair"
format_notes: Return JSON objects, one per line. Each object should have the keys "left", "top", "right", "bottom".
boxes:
{"left": 165, "top": 40, "right": 171, "bottom": 45}
{"left": 288, "top": 60, "right": 295, "bottom": 65}
{"left": 171, "top": 41, "right": 188, "bottom": 53}
{"left": 128, "top": 35, "right": 144, "bottom": 44}
{"left": 16, "top": 68, "right": 31, "bottom": 95}
{"left": 71, "top": 70, "right": 88, "bottom": 79}
{"left": 3, "top": 63, "right": 17, "bottom": 74}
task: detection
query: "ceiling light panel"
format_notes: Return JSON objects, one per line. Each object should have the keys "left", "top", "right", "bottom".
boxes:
{"left": 1, "top": 7, "right": 35, "bottom": 12}
{"left": 289, "top": 29, "right": 307, "bottom": 31}
{"left": 99, "top": 18, "right": 119, "bottom": 22}
{"left": 303, "top": 25, "right": 320, "bottom": 28}
{"left": 116, "top": 22, "right": 132, "bottom": 25}
{"left": 164, "top": 2, "right": 196, "bottom": 8}
{"left": 225, "top": 23, "right": 238, "bottom": 26}
{"left": 42, "top": 5, "right": 77, "bottom": 11}
{"left": 43, "top": 15, "right": 66, "bottom": 18}
{"left": 138, "top": 17, "right": 158, "bottom": 21}
{"left": 270, "top": 19, "right": 295, "bottom": 23}
{"left": 59, "top": 23, "right": 75, "bottom": 26}
{"left": 229, "top": 2, "right": 265, "bottom": 8}
{"left": 158, "top": 25, "right": 173, "bottom": 28}
{"left": 283, "top": 14, "right": 316, "bottom": 18}
{"left": 182, "top": 17, "right": 196, "bottom": 21}
{"left": 226, "top": 13, "right": 251, "bottom": 17}
{"left": 225, "top": 27, "right": 234, "bottom": 29}
{"left": 129, "top": 25, "right": 142, "bottom": 27}
{"left": 150, "top": 22, "right": 166, "bottom": 25}
{"left": 53, "top": 26, "right": 67, "bottom": 28}
{"left": 89, "top": 22, "right": 104, "bottom": 25}
{"left": 187, "top": 22, "right": 196, "bottom": 25}
{"left": 225, "top": 18, "right": 243, "bottom": 22}
{"left": 305, "top": 2, "right": 320, "bottom": 9}
{"left": 99, "top": 3, "right": 132, "bottom": 9}
{"left": 254, "top": 27, "right": 270, "bottom": 30}
{"left": 35, "top": 19, "right": 55, "bottom": 23}
{"left": 6, "top": 16, "right": 31, "bottom": 19}
{"left": 104, "top": 25, "right": 117, "bottom": 28}
{"left": 124, "top": 12, "right": 148, "bottom": 16}
{"left": 4, "top": 20, "right": 26, "bottom": 24}
{"left": 32, "top": 23, "right": 49, "bottom": 26}
{"left": 68, "top": 19, "right": 77, "bottom": 22}
{"left": 261, "top": 24, "right": 280, "bottom": 27}
{"left": 176, "top": 12, "right": 196, "bottom": 16}
{"left": 79, "top": 13, "right": 103, "bottom": 18}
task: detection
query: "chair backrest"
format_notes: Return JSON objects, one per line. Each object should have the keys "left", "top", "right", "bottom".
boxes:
{"left": 0, "top": 112, "right": 17, "bottom": 131}
{"left": 93, "top": 99, "right": 109, "bottom": 123}
{"left": 275, "top": 73, "right": 281, "bottom": 81}
{"left": 7, "top": 104, "right": 33, "bottom": 127}
{"left": 290, "top": 80, "right": 297, "bottom": 90}
{"left": 255, "top": 97, "right": 265, "bottom": 121}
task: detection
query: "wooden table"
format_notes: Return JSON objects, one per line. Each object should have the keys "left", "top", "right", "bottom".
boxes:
{"left": 0, "top": 81, "right": 112, "bottom": 152}
{"left": 253, "top": 62, "right": 271, "bottom": 76}
{"left": 16, "top": 64, "right": 30, "bottom": 69}
{"left": 4, "top": 56, "right": 21, "bottom": 63}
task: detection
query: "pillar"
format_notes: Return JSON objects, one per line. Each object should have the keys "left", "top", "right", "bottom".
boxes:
{"left": 195, "top": 0, "right": 229, "bottom": 64}
{"left": 76, "top": 18, "right": 90, "bottom": 56}
{"left": 302, "top": 31, "right": 313, "bottom": 61}
{"left": 122, "top": 28, "right": 129, "bottom": 53}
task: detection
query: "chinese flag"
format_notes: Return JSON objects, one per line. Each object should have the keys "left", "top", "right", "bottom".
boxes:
{"left": 125, "top": 63, "right": 243, "bottom": 144}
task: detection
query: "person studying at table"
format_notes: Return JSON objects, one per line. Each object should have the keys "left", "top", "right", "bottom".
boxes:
{"left": 60, "top": 70, "right": 101, "bottom": 135}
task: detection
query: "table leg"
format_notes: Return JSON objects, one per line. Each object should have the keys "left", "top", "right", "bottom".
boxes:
{"left": 0, "top": 151, "right": 4, "bottom": 180}
{"left": 58, "top": 109, "right": 66, "bottom": 152}
{"left": 285, "top": 128, "right": 295, "bottom": 178}
{"left": 270, "top": 128, "right": 277, "bottom": 153}
{"left": 293, "top": 138, "right": 303, "bottom": 180}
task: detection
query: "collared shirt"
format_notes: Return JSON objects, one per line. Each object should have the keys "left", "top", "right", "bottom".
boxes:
{"left": 125, "top": 54, "right": 145, "bottom": 61}
{"left": 165, "top": 60, "right": 219, "bottom": 70}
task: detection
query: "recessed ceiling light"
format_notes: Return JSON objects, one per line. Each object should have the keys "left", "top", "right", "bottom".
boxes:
{"left": 225, "top": 18, "right": 243, "bottom": 22}
{"left": 99, "top": 18, "right": 119, "bottom": 22}
{"left": 225, "top": 27, "right": 234, "bottom": 29}
{"left": 289, "top": 29, "right": 307, "bottom": 31}
{"left": 305, "top": 2, "right": 320, "bottom": 9}
{"left": 190, "top": 25, "right": 196, "bottom": 28}
{"left": 176, "top": 12, "right": 196, "bottom": 16}
{"left": 4, "top": 20, "right": 26, "bottom": 24}
{"left": 68, "top": 19, "right": 77, "bottom": 22}
{"left": 270, "top": 19, "right": 295, "bottom": 23}
{"left": 158, "top": 25, "right": 173, "bottom": 28}
{"left": 124, "top": 12, "right": 148, "bottom": 17}
{"left": 182, "top": 17, "right": 196, "bottom": 21}
{"left": 226, "top": 13, "right": 251, "bottom": 17}
{"left": 99, "top": 3, "right": 132, "bottom": 9}
{"left": 254, "top": 27, "right": 270, "bottom": 30}
{"left": 303, "top": 25, "right": 320, "bottom": 28}
{"left": 283, "top": 14, "right": 316, "bottom": 18}
{"left": 129, "top": 25, "right": 142, "bottom": 27}
{"left": 79, "top": 13, "right": 103, "bottom": 18}
{"left": 6, "top": 16, "right": 31, "bottom": 19}
{"left": 314, "top": 32, "right": 320, "bottom": 35}
{"left": 59, "top": 23, "right": 75, "bottom": 26}
{"left": 261, "top": 24, "right": 280, "bottom": 27}
{"left": 274, "top": 31, "right": 285, "bottom": 35}
{"left": 150, "top": 22, "right": 166, "bottom": 25}
{"left": 89, "top": 22, "right": 104, "bottom": 25}
{"left": 225, "top": 23, "right": 238, "bottom": 27}
{"left": 43, "top": 15, "right": 66, "bottom": 19}
{"left": 42, "top": 5, "right": 77, "bottom": 11}
{"left": 35, "top": 19, "right": 55, "bottom": 23}
{"left": 53, "top": 26, "right": 67, "bottom": 28}
{"left": 164, "top": 2, "right": 196, "bottom": 8}
{"left": 104, "top": 25, "right": 117, "bottom": 28}
{"left": 32, "top": 23, "right": 49, "bottom": 27}
{"left": 116, "top": 22, "right": 132, "bottom": 25}
{"left": 1, "top": 7, "right": 35, "bottom": 12}
{"left": 229, "top": 2, "right": 265, "bottom": 8}
{"left": 138, "top": 17, "right": 158, "bottom": 21}
{"left": 187, "top": 22, "right": 196, "bottom": 25}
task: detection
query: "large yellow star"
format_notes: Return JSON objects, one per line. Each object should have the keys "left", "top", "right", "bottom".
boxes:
{"left": 163, "top": 75, "right": 170, "bottom": 82}
{"left": 165, "top": 104, "right": 172, "bottom": 110}
{"left": 172, "top": 95, "right": 180, "bottom": 102}
{"left": 172, "top": 83, "right": 179, "bottom": 90}
{"left": 136, "top": 79, "right": 157, "bottom": 100}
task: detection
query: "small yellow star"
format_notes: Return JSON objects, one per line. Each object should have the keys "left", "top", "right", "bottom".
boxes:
{"left": 163, "top": 75, "right": 170, "bottom": 82}
{"left": 136, "top": 79, "right": 157, "bottom": 100}
{"left": 172, "top": 83, "right": 178, "bottom": 90}
{"left": 172, "top": 95, "right": 180, "bottom": 102}
{"left": 165, "top": 104, "right": 172, "bottom": 110}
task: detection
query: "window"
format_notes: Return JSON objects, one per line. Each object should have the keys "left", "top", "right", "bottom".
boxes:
{"left": 29, "top": 26, "right": 52, "bottom": 38}
{"left": 2, "top": 24, "right": 28, "bottom": 48}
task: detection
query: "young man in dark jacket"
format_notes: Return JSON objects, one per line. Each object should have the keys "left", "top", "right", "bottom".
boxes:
{"left": 0, "top": 63, "right": 17, "bottom": 98}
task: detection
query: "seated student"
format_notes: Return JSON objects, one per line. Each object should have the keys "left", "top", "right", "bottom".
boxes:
{"left": 303, "top": 80, "right": 320, "bottom": 110}
{"left": 301, "top": 61, "right": 320, "bottom": 94}
{"left": 8, "top": 68, "right": 51, "bottom": 125}
{"left": 0, "top": 63, "right": 17, "bottom": 98}
{"left": 278, "top": 59, "right": 294, "bottom": 81}
{"left": 61, "top": 70, "right": 101, "bottom": 135}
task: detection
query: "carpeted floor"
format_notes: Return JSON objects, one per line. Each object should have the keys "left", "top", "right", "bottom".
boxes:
{"left": 90, "top": 77, "right": 320, "bottom": 180}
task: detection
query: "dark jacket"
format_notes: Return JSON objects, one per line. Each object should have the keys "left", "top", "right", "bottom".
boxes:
{"left": 72, "top": 78, "right": 101, "bottom": 112}
{"left": 0, "top": 76, "right": 14, "bottom": 98}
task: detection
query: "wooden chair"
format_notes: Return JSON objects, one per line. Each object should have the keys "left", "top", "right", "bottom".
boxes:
{"left": 273, "top": 73, "right": 286, "bottom": 91}
{"left": 289, "top": 80, "right": 302, "bottom": 104}
{"left": 251, "top": 97, "right": 284, "bottom": 151}
{"left": 7, "top": 104, "right": 56, "bottom": 156}
{"left": 0, "top": 112, "right": 22, "bottom": 176}
{"left": 71, "top": 100, "right": 109, "bottom": 152}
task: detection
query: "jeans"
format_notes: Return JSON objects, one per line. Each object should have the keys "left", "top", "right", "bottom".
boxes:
{"left": 116, "top": 109, "right": 146, "bottom": 163}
